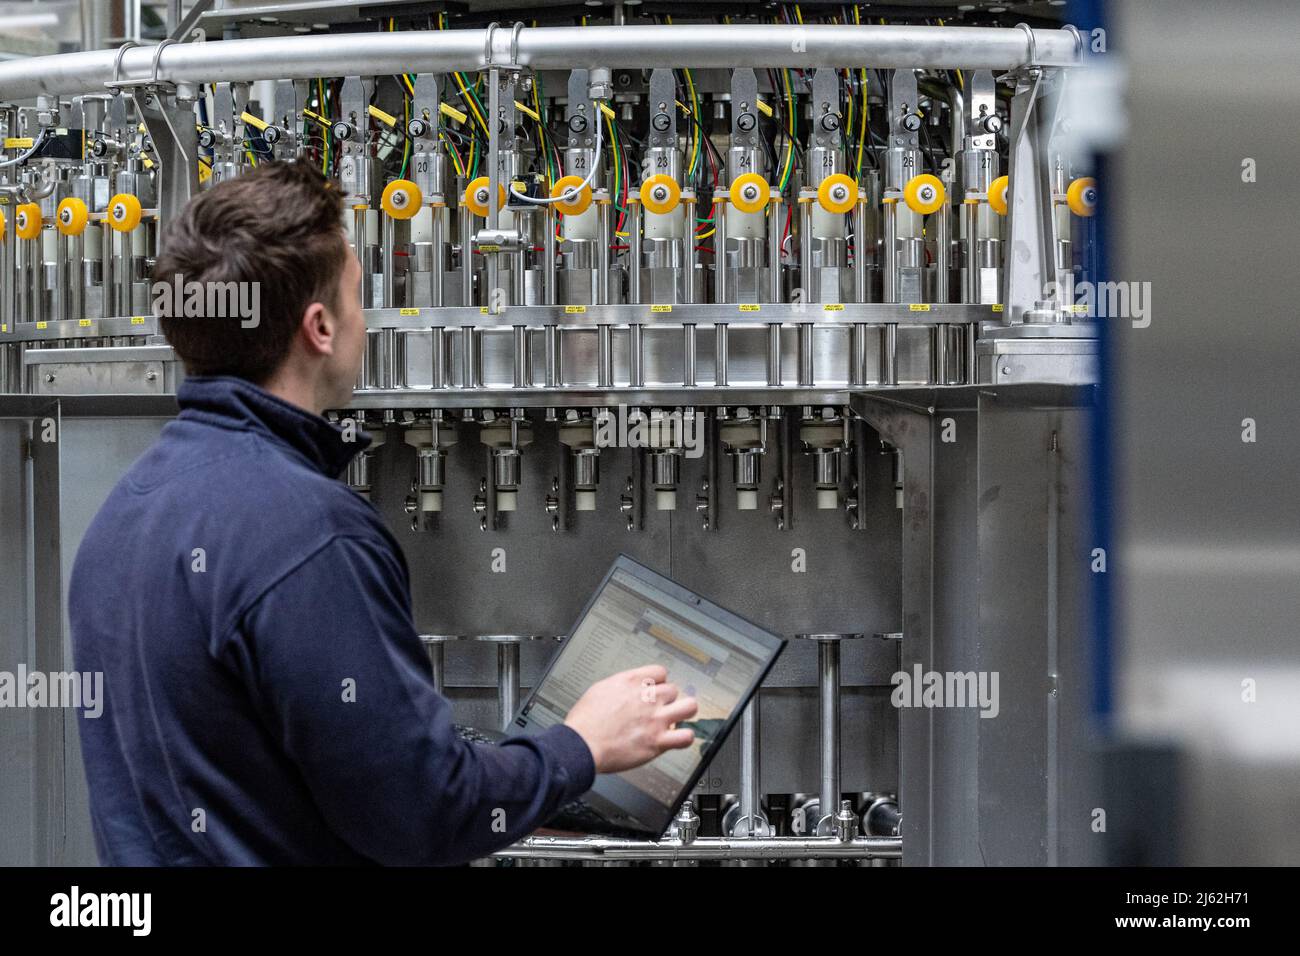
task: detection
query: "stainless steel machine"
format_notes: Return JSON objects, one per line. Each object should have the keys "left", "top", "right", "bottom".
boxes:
{"left": 0, "top": 0, "right": 1104, "bottom": 867}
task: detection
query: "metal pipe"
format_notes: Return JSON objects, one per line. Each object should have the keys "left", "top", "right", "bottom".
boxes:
{"left": 850, "top": 323, "right": 867, "bottom": 387}
{"left": 682, "top": 323, "right": 696, "bottom": 387}
{"left": 628, "top": 201, "right": 642, "bottom": 304}
{"left": 430, "top": 326, "right": 446, "bottom": 389}
{"left": 713, "top": 195, "right": 727, "bottom": 304}
{"left": 714, "top": 323, "right": 728, "bottom": 386}
{"left": 497, "top": 642, "right": 519, "bottom": 731}
{"left": 766, "top": 323, "right": 781, "bottom": 386}
{"left": 542, "top": 208, "right": 556, "bottom": 305}
{"left": 430, "top": 205, "right": 445, "bottom": 307}
{"left": 380, "top": 214, "right": 394, "bottom": 308}
{"left": 485, "top": 68, "right": 500, "bottom": 314}
{"left": 0, "top": 26, "right": 1078, "bottom": 99}
{"left": 596, "top": 198, "right": 610, "bottom": 305}
{"left": 495, "top": 835, "right": 901, "bottom": 861}
{"left": 738, "top": 699, "right": 761, "bottom": 835}
{"left": 818, "top": 640, "right": 841, "bottom": 837}
{"left": 767, "top": 198, "right": 782, "bottom": 303}
{"left": 628, "top": 322, "right": 643, "bottom": 388}
{"left": 544, "top": 324, "right": 559, "bottom": 387}
{"left": 798, "top": 322, "right": 814, "bottom": 387}
{"left": 512, "top": 325, "right": 529, "bottom": 388}
{"left": 853, "top": 196, "right": 867, "bottom": 304}
{"left": 597, "top": 323, "right": 612, "bottom": 387}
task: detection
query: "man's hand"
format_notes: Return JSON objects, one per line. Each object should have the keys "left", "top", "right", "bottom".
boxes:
{"left": 564, "top": 665, "right": 698, "bottom": 774}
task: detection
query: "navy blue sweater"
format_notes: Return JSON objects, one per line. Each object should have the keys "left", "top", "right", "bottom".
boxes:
{"left": 68, "top": 376, "right": 594, "bottom": 865}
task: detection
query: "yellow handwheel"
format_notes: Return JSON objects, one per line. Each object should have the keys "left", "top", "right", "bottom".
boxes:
{"left": 550, "top": 175, "right": 592, "bottom": 216}
{"left": 816, "top": 173, "right": 857, "bottom": 215}
{"left": 1066, "top": 177, "right": 1098, "bottom": 217}
{"left": 903, "top": 174, "right": 946, "bottom": 216}
{"left": 640, "top": 174, "right": 680, "bottom": 215}
{"left": 381, "top": 179, "right": 422, "bottom": 219}
{"left": 56, "top": 197, "right": 90, "bottom": 236}
{"left": 15, "top": 203, "right": 42, "bottom": 240}
{"left": 988, "top": 175, "right": 1009, "bottom": 216}
{"left": 729, "top": 173, "right": 770, "bottom": 214}
{"left": 107, "top": 193, "right": 142, "bottom": 232}
{"left": 462, "top": 176, "right": 505, "bottom": 218}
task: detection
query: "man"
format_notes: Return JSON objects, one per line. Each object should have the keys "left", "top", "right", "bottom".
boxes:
{"left": 68, "top": 160, "right": 697, "bottom": 865}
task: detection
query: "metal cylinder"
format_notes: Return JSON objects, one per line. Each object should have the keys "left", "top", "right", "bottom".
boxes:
{"left": 597, "top": 323, "right": 613, "bottom": 387}
{"left": 714, "top": 323, "right": 728, "bottom": 386}
{"left": 798, "top": 322, "right": 814, "bottom": 387}
{"left": 431, "top": 326, "right": 446, "bottom": 388}
{"left": 818, "top": 640, "right": 841, "bottom": 837}
{"left": 682, "top": 324, "right": 696, "bottom": 387}
{"left": 767, "top": 199, "right": 783, "bottom": 304}
{"left": 652, "top": 449, "right": 680, "bottom": 488}
{"left": 0, "top": 26, "right": 1080, "bottom": 101}
{"left": 493, "top": 447, "right": 521, "bottom": 489}
{"left": 628, "top": 322, "right": 643, "bottom": 388}
{"left": 573, "top": 448, "right": 599, "bottom": 489}
{"left": 880, "top": 323, "right": 898, "bottom": 386}
{"left": 767, "top": 323, "right": 782, "bottom": 386}
{"left": 497, "top": 642, "right": 520, "bottom": 731}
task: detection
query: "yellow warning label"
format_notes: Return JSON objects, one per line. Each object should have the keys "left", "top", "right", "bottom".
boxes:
{"left": 78, "top": 319, "right": 92, "bottom": 327}
{"left": 565, "top": 305, "right": 587, "bottom": 314}
{"left": 131, "top": 316, "right": 146, "bottom": 325}
{"left": 908, "top": 303, "right": 931, "bottom": 312}
{"left": 36, "top": 321, "right": 48, "bottom": 330}
{"left": 399, "top": 308, "right": 420, "bottom": 316}
{"left": 4, "top": 137, "right": 34, "bottom": 149}
{"left": 650, "top": 304, "right": 673, "bottom": 313}
{"left": 992, "top": 304, "right": 1004, "bottom": 313}
{"left": 824, "top": 303, "right": 845, "bottom": 311}
{"left": 739, "top": 304, "right": 761, "bottom": 312}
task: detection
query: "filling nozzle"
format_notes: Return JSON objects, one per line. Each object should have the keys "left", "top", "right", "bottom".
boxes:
{"left": 558, "top": 408, "right": 602, "bottom": 512}
{"left": 403, "top": 412, "right": 459, "bottom": 523}
{"left": 480, "top": 409, "right": 534, "bottom": 513}
{"left": 718, "top": 407, "right": 767, "bottom": 511}
{"left": 342, "top": 413, "right": 385, "bottom": 500}
{"left": 801, "top": 406, "right": 851, "bottom": 510}
{"left": 646, "top": 406, "right": 698, "bottom": 511}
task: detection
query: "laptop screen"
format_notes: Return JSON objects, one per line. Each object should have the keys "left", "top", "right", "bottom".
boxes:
{"left": 519, "top": 565, "right": 777, "bottom": 817}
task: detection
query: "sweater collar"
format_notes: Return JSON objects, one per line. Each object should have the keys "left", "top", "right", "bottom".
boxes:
{"left": 176, "top": 376, "right": 370, "bottom": 479}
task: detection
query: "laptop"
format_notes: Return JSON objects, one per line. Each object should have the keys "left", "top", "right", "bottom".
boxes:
{"left": 454, "top": 554, "right": 786, "bottom": 838}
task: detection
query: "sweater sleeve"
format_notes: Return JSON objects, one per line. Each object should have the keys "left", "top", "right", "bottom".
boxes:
{"left": 227, "top": 533, "right": 595, "bottom": 865}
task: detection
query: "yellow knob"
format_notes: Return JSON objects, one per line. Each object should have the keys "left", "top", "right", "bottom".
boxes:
{"left": 988, "top": 175, "right": 1009, "bottom": 216}
{"left": 381, "top": 179, "right": 423, "bottom": 219}
{"left": 462, "top": 176, "right": 505, "bottom": 218}
{"left": 903, "top": 174, "right": 946, "bottom": 216}
{"left": 550, "top": 175, "right": 593, "bottom": 216}
{"left": 56, "top": 197, "right": 90, "bottom": 236}
{"left": 729, "top": 173, "right": 770, "bottom": 214}
{"left": 15, "top": 202, "right": 42, "bottom": 240}
{"left": 640, "top": 174, "right": 681, "bottom": 216}
{"left": 816, "top": 173, "right": 858, "bottom": 215}
{"left": 107, "top": 193, "right": 143, "bottom": 232}
{"left": 1066, "top": 176, "right": 1098, "bottom": 217}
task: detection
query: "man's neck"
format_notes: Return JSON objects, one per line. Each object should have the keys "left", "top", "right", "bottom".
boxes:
{"left": 259, "top": 366, "right": 325, "bottom": 417}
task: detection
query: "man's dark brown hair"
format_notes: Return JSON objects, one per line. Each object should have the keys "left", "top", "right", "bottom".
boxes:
{"left": 154, "top": 159, "right": 346, "bottom": 384}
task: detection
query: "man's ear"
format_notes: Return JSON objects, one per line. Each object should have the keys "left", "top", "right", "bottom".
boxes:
{"left": 299, "top": 300, "right": 335, "bottom": 357}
